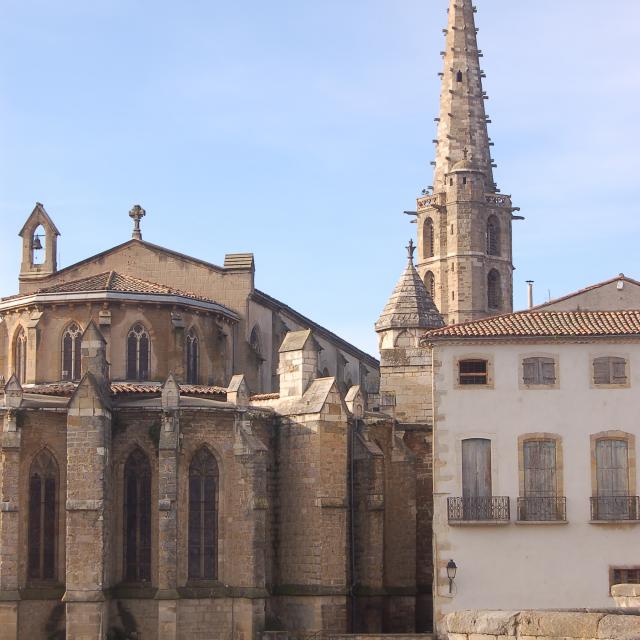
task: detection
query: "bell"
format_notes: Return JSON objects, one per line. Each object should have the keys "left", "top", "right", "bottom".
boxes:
{"left": 32, "top": 236, "right": 43, "bottom": 251}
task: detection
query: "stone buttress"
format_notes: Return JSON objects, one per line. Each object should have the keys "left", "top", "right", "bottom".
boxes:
{"left": 64, "top": 321, "right": 113, "bottom": 637}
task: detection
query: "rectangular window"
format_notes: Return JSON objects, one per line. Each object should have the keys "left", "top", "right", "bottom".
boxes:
{"left": 523, "top": 440, "right": 557, "bottom": 497}
{"left": 611, "top": 567, "right": 640, "bottom": 588}
{"left": 594, "top": 439, "right": 632, "bottom": 520}
{"left": 593, "top": 357, "right": 627, "bottom": 385}
{"left": 523, "top": 357, "right": 556, "bottom": 385}
{"left": 459, "top": 359, "right": 488, "bottom": 385}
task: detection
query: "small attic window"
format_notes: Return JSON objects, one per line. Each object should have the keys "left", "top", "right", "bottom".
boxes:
{"left": 456, "top": 70, "right": 463, "bottom": 82}
{"left": 463, "top": 177, "right": 467, "bottom": 185}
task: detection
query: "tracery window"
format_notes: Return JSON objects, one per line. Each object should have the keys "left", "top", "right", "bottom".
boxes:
{"left": 188, "top": 448, "right": 219, "bottom": 581}
{"left": 487, "top": 269, "right": 501, "bottom": 310}
{"left": 423, "top": 218, "right": 435, "bottom": 258}
{"left": 124, "top": 449, "right": 152, "bottom": 583}
{"left": 62, "top": 322, "right": 83, "bottom": 381}
{"left": 28, "top": 450, "right": 58, "bottom": 581}
{"left": 186, "top": 328, "right": 199, "bottom": 385}
{"left": 126, "top": 324, "right": 150, "bottom": 381}
{"left": 15, "top": 327, "right": 27, "bottom": 384}
{"left": 486, "top": 216, "right": 500, "bottom": 256}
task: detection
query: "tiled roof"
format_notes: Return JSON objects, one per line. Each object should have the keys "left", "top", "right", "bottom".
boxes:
{"left": 25, "top": 271, "right": 220, "bottom": 305}
{"left": 250, "top": 393, "right": 280, "bottom": 401}
{"left": 375, "top": 256, "right": 444, "bottom": 332}
{"left": 25, "top": 382, "right": 227, "bottom": 397}
{"left": 423, "top": 310, "right": 640, "bottom": 340}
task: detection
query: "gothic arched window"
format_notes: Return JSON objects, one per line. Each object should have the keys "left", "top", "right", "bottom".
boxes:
{"left": 126, "top": 324, "right": 150, "bottom": 381}
{"left": 186, "top": 328, "right": 199, "bottom": 385}
{"left": 15, "top": 327, "right": 27, "bottom": 385}
{"left": 28, "top": 450, "right": 58, "bottom": 581}
{"left": 188, "top": 448, "right": 219, "bottom": 581}
{"left": 124, "top": 449, "right": 152, "bottom": 583}
{"left": 486, "top": 216, "right": 500, "bottom": 256}
{"left": 487, "top": 269, "right": 502, "bottom": 310}
{"left": 423, "top": 218, "right": 435, "bottom": 258}
{"left": 424, "top": 271, "right": 436, "bottom": 300}
{"left": 62, "top": 322, "right": 83, "bottom": 381}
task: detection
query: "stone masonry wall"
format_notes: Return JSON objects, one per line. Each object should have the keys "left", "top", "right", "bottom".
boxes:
{"left": 443, "top": 609, "right": 640, "bottom": 640}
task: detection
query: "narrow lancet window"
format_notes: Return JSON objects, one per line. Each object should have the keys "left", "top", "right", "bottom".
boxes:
{"left": 15, "top": 327, "right": 27, "bottom": 385}
{"left": 28, "top": 450, "right": 58, "bottom": 581}
{"left": 423, "top": 218, "right": 435, "bottom": 258}
{"left": 62, "top": 323, "right": 83, "bottom": 381}
{"left": 127, "top": 324, "right": 150, "bottom": 381}
{"left": 188, "top": 448, "right": 219, "bottom": 581}
{"left": 487, "top": 269, "right": 501, "bottom": 310}
{"left": 186, "top": 328, "right": 199, "bottom": 385}
{"left": 124, "top": 449, "right": 152, "bottom": 582}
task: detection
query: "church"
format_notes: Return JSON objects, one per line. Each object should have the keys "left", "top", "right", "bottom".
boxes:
{"left": 1, "top": 1, "right": 639, "bottom": 639}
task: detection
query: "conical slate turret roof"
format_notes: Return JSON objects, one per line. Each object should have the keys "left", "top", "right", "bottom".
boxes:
{"left": 375, "top": 241, "right": 444, "bottom": 332}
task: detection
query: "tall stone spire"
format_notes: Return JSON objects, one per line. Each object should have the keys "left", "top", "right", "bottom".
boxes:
{"left": 414, "top": 0, "right": 519, "bottom": 325}
{"left": 433, "top": 0, "right": 494, "bottom": 193}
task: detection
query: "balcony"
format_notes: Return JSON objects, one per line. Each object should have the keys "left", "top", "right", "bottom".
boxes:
{"left": 517, "top": 496, "right": 566, "bottom": 522}
{"left": 447, "top": 496, "right": 510, "bottom": 523}
{"left": 590, "top": 496, "right": 640, "bottom": 522}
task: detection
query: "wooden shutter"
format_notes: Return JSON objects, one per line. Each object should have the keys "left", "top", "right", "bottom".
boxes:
{"left": 541, "top": 359, "right": 556, "bottom": 384}
{"left": 462, "top": 439, "right": 492, "bottom": 498}
{"left": 612, "top": 358, "right": 627, "bottom": 384}
{"left": 522, "top": 358, "right": 538, "bottom": 384}
{"left": 596, "top": 439, "right": 629, "bottom": 496}
{"left": 593, "top": 357, "right": 612, "bottom": 384}
{"left": 524, "top": 440, "right": 557, "bottom": 497}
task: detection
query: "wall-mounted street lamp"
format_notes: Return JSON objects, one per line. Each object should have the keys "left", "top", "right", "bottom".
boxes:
{"left": 447, "top": 559, "right": 458, "bottom": 594}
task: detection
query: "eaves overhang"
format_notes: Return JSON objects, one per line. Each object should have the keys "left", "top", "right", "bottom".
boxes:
{"left": 0, "top": 291, "right": 239, "bottom": 321}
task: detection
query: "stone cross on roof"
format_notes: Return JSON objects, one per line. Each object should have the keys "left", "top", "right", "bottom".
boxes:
{"left": 406, "top": 239, "right": 416, "bottom": 262}
{"left": 129, "top": 204, "right": 146, "bottom": 240}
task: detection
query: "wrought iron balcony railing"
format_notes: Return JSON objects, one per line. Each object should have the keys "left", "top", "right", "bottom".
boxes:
{"left": 590, "top": 496, "right": 640, "bottom": 521}
{"left": 447, "top": 496, "right": 510, "bottom": 522}
{"left": 517, "top": 496, "right": 566, "bottom": 522}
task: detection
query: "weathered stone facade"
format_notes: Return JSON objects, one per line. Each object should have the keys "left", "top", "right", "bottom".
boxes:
{"left": 0, "top": 192, "right": 434, "bottom": 638}
{"left": 414, "top": 0, "right": 518, "bottom": 325}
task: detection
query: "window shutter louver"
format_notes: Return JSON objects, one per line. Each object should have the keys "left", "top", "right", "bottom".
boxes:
{"left": 593, "top": 358, "right": 611, "bottom": 385}
{"left": 612, "top": 358, "right": 627, "bottom": 384}
{"left": 541, "top": 359, "right": 556, "bottom": 384}
{"left": 522, "top": 359, "right": 537, "bottom": 384}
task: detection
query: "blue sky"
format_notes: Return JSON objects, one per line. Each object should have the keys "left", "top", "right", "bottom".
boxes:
{"left": 2, "top": 0, "right": 640, "bottom": 356}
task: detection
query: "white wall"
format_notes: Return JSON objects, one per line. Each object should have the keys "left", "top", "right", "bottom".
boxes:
{"left": 432, "top": 341, "right": 640, "bottom": 628}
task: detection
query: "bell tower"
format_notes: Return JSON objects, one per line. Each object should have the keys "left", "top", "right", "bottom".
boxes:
{"left": 415, "top": 0, "right": 520, "bottom": 324}
{"left": 18, "top": 202, "right": 60, "bottom": 291}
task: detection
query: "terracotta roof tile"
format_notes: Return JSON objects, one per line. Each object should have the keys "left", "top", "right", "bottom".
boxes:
{"left": 25, "top": 382, "right": 227, "bottom": 397}
{"left": 423, "top": 310, "right": 640, "bottom": 341}
{"left": 3, "top": 271, "right": 225, "bottom": 307}
{"left": 250, "top": 393, "right": 280, "bottom": 401}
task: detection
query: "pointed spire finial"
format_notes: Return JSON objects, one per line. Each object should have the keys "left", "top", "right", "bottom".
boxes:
{"left": 129, "top": 205, "right": 146, "bottom": 240}
{"left": 406, "top": 239, "right": 416, "bottom": 262}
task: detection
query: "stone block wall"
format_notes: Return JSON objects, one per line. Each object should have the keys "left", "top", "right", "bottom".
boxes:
{"left": 442, "top": 609, "right": 640, "bottom": 640}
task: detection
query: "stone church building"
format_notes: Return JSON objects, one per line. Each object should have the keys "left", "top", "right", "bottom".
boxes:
{"left": 3, "top": 0, "right": 630, "bottom": 639}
